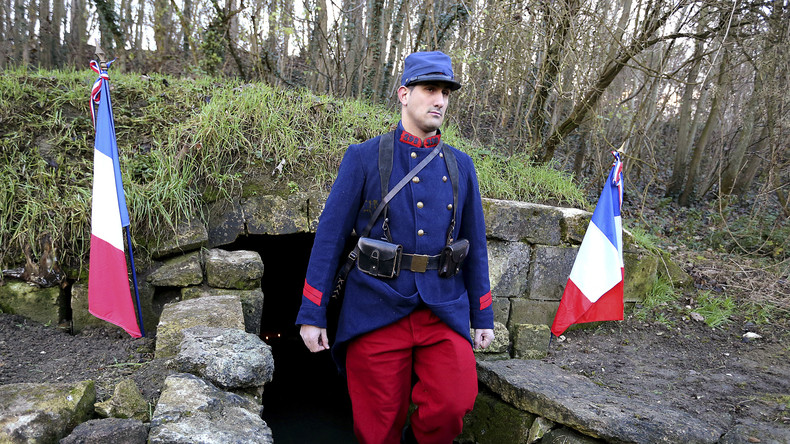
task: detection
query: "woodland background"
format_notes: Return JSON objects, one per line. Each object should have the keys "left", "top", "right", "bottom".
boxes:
{"left": 1, "top": 0, "right": 788, "bottom": 269}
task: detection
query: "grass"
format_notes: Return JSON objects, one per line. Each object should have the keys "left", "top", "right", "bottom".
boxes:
{"left": 634, "top": 276, "right": 677, "bottom": 322}
{"left": 625, "top": 224, "right": 662, "bottom": 254}
{"left": 693, "top": 291, "right": 735, "bottom": 328}
{"left": 0, "top": 68, "right": 587, "bottom": 275}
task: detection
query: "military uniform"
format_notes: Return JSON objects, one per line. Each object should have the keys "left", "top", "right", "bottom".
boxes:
{"left": 296, "top": 122, "right": 493, "bottom": 364}
{"left": 296, "top": 50, "right": 493, "bottom": 444}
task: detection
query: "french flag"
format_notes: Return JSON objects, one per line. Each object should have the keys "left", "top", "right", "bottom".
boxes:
{"left": 551, "top": 152, "right": 624, "bottom": 337}
{"left": 87, "top": 60, "right": 142, "bottom": 338}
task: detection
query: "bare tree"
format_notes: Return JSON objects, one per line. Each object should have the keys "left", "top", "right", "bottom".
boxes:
{"left": 540, "top": 0, "right": 694, "bottom": 164}
{"left": 666, "top": 8, "right": 708, "bottom": 197}
{"left": 679, "top": 43, "right": 728, "bottom": 207}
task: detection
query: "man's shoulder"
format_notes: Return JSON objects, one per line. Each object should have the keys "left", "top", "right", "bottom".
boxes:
{"left": 345, "top": 133, "right": 385, "bottom": 158}
{"left": 443, "top": 143, "right": 474, "bottom": 167}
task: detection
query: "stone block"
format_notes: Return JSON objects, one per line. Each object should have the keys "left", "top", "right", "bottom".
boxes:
{"left": 155, "top": 295, "right": 245, "bottom": 359}
{"left": 509, "top": 299, "right": 561, "bottom": 328}
{"left": 150, "top": 218, "right": 208, "bottom": 259}
{"left": 458, "top": 390, "right": 536, "bottom": 444}
{"left": 492, "top": 297, "right": 510, "bottom": 325}
{"left": 542, "top": 427, "right": 605, "bottom": 444}
{"left": 657, "top": 252, "right": 693, "bottom": 288}
{"left": 149, "top": 373, "right": 272, "bottom": 443}
{"left": 488, "top": 240, "right": 531, "bottom": 298}
{"left": 527, "top": 246, "right": 577, "bottom": 301}
{"left": 175, "top": 326, "right": 274, "bottom": 390}
{"left": 512, "top": 324, "right": 550, "bottom": 360}
{"left": 489, "top": 321, "right": 510, "bottom": 353}
{"left": 559, "top": 208, "right": 591, "bottom": 244}
{"left": 306, "top": 190, "right": 328, "bottom": 232}
{"left": 182, "top": 286, "right": 264, "bottom": 335}
{"left": 483, "top": 198, "right": 565, "bottom": 245}
{"left": 205, "top": 249, "right": 264, "bottom": 290}
{"left": 623, "top": 252, "right": 658, "bottom": 303}
{"left": 0, "top": 380, "right": 95, "bottom": 443}
{"left": 528, "top": 416, "right": 557, "bottom": 443}
{"left": 207, "top": 198, "right": 245, "bottom": 248}
{"left": 147, "top": 252, "right": 203, "bottom": 287}
{"left": 0, "top": 280, "right": 63, "bottom": 326}
{"left": 94, "top": 378, "right": 149, "bottom": 422}
{"left": 60, "top": 418, "right": 148, "bottom": 444}
{"left": 242, "top": 193, "right": 311, "bottom": 235}
{"left": 477, "top": 360, "right": 723, "bottom": 444}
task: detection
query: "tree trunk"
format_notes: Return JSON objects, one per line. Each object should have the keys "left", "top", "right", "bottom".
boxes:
{"left": 0, "top": 0, "right": 7, "bottom": 68}
{"left": 527, "top": 0, "right": 579, "bottom": 145}
{"left": 26, "top": 0, "right": 37, "bottom": 65}
{"left": 666, "top": 12, "right": 706, "bottom": 197}
{"left": 134, "top": 0, "right": 144, "bottom": 52}
{"left": 52, "top": 0, "right": 64, "bottom": 66}
{"left": 38, "top": 0, "right": 52, "bottom": 67}
{"left": 720, "top": 69, "right": 761, "bottom": 196}
{"left": 379, "top": 0, "right": 409, "bottom": 101}
{"left": 363, "top": 0, "right": 384, "bottom": 100}
{"left": 730, "top": 125, "right": 767, "bottom": 196}
{"left": 182, "top": 0, "right": 192, "bottom": 55}
{"left": 308, "top": 0, "right": 329, "bottom": 92}
{"left": 153, "top": 0, "right": 172, "bottom": 57}
{"left": 342, "top": 0, "right": 364, "bottom": 97}
{"left": 279, "top": 0, "right": 294, "bottom": 82}
{"left": 14, "top": 0, "right": 26, "bottom": 64}
{"left": 679, "top": 46, "right": 728, "bottom": 207}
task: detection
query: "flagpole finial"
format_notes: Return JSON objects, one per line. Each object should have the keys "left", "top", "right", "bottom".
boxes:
{"left": 94, "top": 44, "right": 107, "bottom": 71}
{"left": 616, "top": 142, "right": 627, "bottom": 155}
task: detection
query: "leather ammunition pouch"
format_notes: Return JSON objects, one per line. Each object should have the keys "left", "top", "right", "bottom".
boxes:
{"left": 356, "top": 237, "right": 403, "bottom": 279}
{"left": 438, "top": 238, "right": 469, "bottom": 278}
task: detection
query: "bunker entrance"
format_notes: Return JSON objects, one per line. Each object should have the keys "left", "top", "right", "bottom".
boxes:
{"left": 225, "top": 233, "right": 355, "bottom": 442}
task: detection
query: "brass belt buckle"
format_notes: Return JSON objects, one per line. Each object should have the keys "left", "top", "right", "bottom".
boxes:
{"left": 410, "top": 255, "right": 429, "bottom": 273}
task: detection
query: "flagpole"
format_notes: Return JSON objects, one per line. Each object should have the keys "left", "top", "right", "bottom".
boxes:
{"left": 125, "top": 226, "right": 146, "bottom": 337}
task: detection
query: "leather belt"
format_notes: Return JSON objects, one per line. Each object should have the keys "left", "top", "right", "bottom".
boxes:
{"left": 400, "top": 253, "right": 441, "bottom": 273}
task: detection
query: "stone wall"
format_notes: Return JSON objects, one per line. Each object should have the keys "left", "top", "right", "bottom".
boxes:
{"left": 0, "top": 192, "right": 676, "bottom": 443}
{"left": 2, "top": 193, "right": 661, "bottom": 356}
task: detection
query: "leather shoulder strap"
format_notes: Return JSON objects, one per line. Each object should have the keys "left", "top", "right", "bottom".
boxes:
{"left": 441, "top": 145, "right": 460, "bottom": 243}
{"left": 379, "top": 131, "right": 394, "bottom": 201}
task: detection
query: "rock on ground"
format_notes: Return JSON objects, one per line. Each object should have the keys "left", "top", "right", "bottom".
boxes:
{"left": 59, "top": 418, "right": 148, "bottom": 444}
{"left": 149, "top": 373, "right": 272, "bottom": 444}
{"left": 0, "top": 380, "right": 95, "bottom": 443}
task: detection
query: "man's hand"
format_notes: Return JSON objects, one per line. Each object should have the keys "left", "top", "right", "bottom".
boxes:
{"left": 474, "top": 328, "right": 495, "bottom": 350}
{"left": 300, "top": 324, "right": 330, "bottom": 352}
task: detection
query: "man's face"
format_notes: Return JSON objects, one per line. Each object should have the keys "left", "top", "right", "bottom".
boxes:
{"left": 399, "top": 82, "right": 452, "bottom": 138}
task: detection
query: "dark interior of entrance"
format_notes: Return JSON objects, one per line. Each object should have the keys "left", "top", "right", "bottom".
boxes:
{"left": 225, "top": 233, "right": 355, "bottom": 443}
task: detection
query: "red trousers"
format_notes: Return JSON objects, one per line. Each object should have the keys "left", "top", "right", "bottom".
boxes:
{"left": 345, "top": 307, "right": 478, "bottom": 444}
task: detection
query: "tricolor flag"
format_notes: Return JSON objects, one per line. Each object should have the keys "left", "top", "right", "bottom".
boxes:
{"left": 87, "top": 60, "right": 143, "bottom": 338}
{"left": 551, "top": 152, "right": 624, "bottom": 337}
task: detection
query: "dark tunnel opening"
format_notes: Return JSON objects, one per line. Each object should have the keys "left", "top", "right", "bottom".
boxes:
{"left": 225, "top": 233, "right": 355, "bottom": 443}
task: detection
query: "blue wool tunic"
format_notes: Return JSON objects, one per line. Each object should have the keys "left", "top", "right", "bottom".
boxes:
{"left": 296, "top": 122, "right": 494, "bottom": 369}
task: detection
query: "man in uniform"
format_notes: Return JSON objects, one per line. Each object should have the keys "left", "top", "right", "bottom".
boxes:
{"left": 296, "top": 51, "right": 495, "bottom": 444}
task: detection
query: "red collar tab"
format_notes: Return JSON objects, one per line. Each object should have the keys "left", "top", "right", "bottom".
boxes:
{"left": 399, "top": 130, "right": 441, "bottom": 148}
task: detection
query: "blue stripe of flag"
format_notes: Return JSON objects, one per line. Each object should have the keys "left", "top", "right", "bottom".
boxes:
{"left": 94, "top": 79, "right": 130, "bottom": 227}
{"left": 590, "top": 164, "right": 621, "bottom": 249}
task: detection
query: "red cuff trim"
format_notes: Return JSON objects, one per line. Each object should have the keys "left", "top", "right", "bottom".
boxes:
{"left": 303, "top": 279, "right": 322, "bottom": 306}
{"left": 479, "top": 291, "right": 492, "bottom": 310}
